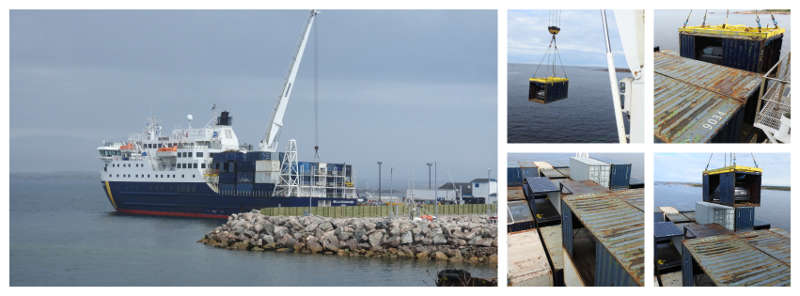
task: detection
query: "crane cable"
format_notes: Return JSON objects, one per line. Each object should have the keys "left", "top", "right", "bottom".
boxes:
{"left": 533, "top": 10, "right": 567, "bottom": 79}
{"left": 683, "top": 10, "right": 693, "bottom": 28}
{"left": 313, "top": 19, "right": 320, "bottom": 161}
{"left": 705, "top": 152, "right": 760, "bottom": 170}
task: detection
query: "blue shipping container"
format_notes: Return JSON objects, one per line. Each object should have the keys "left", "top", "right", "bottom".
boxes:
{"left": 679, "top": 32, "right": 783, "bottom": 74}
{"left": 508, "top": 167, "right": 523, "bottom": 186}
{"left": 609, "top": 163, "right": 632, "bottom": 189}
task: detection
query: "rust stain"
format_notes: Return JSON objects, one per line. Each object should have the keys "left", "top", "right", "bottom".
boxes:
{"left": 654, "top": 52, "right": 762, "bottom": 143}
{"left": 683, "top": 229, "right": 790, "bottom": 286}
{"left": 562, "top": 189, "right": 644, "bottom": 285}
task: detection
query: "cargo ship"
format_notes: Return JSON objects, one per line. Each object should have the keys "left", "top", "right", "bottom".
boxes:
{"left": 97, "top": 10, "right": 358, "bottom": 219}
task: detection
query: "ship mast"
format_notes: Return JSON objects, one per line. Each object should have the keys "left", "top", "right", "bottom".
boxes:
{"left": 259, "top": 10, "right": 319, "bottom": 152}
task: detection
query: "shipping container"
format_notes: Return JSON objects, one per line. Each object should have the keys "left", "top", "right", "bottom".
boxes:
{"left": 654, "top": 221, "right": 684, "bottom": 274}
{"left": 654, "top": 52, "right": 762, "bottom": 143}
{"left": 683, "top": 223, "right": 732, "bottom": 239}
{"left": 679, "top": 25, "right": 784, "bottom": 73}
{"left": 558, "top": 179, "right": 610, "bottom": 196}
{"left": 255, "top": 159, "right": 281, "bottom": 172}
{"left": 508, "top": 167, "right": 524, "bottom": 186}
{"left": 523, "top": 177, "right": 559, "bottom": 199}
{"left": 508, "top": 200, "right": 536, "bottom": 232}
{"left": 702, "top": 165, "right": 762, "bottom": 207}
{"left": 568, "top": 157, "right": 610, "bottom": 188}
{"left": 508, "top": 186, "right": 526, "bottom": 201}
{"left": 246, "top": 151, "right": 272, "bottom": 161}
{"left": 561, "top": 189, "right": 644, "bottom": 286}
{"left": 695, "top": 201, "right": 755, "bottom": 231}
{"left": 255, "top": 171, "right": 280, "bottom": 184}
{"left": 529, "top": 78, "right": 569, "bottom": 103}
{"left": 520, "top": 167, "right": 539, "bottom": 179}
{"left": 681, "top": 229, "right": 790, "bottom": 286}
{"left": 538, "top": 225, "right": 564, "bottom": 286}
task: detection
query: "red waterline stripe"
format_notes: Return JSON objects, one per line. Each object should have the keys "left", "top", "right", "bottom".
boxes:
{"left": 118, "top": 208, "right": 229, "bottom": 219}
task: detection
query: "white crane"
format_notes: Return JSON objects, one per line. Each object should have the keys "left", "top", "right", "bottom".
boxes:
{"left": 601, "top": 10, "right": 645, "bottom": 144}
{"left": 259, "top": 10, "right": 319, "bottom": 152}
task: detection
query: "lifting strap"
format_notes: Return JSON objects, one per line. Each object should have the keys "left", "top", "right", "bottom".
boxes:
{"left": 532, "top": 10, "right": 567, "bottom": 80}
{"left": 683, "top": 10, "right": 693, "bottom": 28}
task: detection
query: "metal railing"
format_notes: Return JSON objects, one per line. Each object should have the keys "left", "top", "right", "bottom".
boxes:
{"left": 755, "top": 52, "right": 791, "bottom": 143}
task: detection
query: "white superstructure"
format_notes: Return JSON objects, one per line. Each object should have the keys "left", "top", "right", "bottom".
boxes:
{"left": 97, "top": 112, "right": 242, "bottom": 185}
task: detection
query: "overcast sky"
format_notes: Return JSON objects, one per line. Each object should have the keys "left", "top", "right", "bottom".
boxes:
{"left": 508, "top": 10, "right": 629, "bottom": 67}
{"left": 10, "top": 10, "right": 497, "bottom": 190}
{"left": 655, "top": 153, "right": 790, "bottom": 186}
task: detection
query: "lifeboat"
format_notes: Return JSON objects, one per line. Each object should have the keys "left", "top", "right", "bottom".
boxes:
{"left": 120, "top": 143, "right": 135, "bottom": 150}
{"left": 156, "top": 146, "right": 178, "bottom": 158}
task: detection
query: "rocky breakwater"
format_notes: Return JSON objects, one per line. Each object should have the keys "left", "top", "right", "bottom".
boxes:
{"left": 199, "top": 210, "right": 498, "bottom": 265}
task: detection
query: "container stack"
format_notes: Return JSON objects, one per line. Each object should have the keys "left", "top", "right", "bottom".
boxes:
{"left": 695, "top": 165, "right": 763, "bottom": 231}
{"left": 569, "top": 157, "right": 611, "bottom": 188}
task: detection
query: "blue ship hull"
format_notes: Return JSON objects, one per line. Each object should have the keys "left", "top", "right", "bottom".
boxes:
{"left": 101, "top": 181, "right": 358, "bottom": 219}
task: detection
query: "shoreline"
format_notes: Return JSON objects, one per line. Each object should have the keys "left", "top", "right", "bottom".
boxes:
{"left": 200, "top": 210, "right": 498, "bottom": 266}
{"left": 655, "top": 181, "right": 790, "bottom": 191}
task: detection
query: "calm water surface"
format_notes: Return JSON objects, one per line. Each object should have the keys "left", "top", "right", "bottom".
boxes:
{"left": 10, "top": 172, "right": 496, "bottom": 286}
{"left": 507, "top": 64, "right": 630, "bottom": 143}
{"left": 654, "top": 183, "right": 790, "bottom": 231}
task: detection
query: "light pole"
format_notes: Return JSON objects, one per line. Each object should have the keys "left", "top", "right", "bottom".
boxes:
{"left": 434, "top": 161, "right": 438, "bottom": 215}
{"left": 426, "top": 162, "right": 433, "bottom": 190}
{"left": 389, "top": 167, "right": 393, "bottom": 201}
{"left": 377, "top": 161, "right": 383, "bottom": 203}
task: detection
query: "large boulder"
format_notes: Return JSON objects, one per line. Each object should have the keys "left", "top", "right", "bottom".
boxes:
{"left": 320, "top": 230, "right": 339, "bottom": 251}
{"left": 400, "top": 231, "right": 413, "bottom": 245}
{"left": 306, "top": 236, "right": 323, "bottom": 253}
{"left": 432, "top": 233, "right": 447, "bottom": 245}
{"left": 368, "top": 231, "right": 384, "bottom": 249}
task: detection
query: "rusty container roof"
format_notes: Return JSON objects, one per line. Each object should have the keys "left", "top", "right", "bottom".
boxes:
{"left": 557, "top": 179, "right": 610, "bottom": 196}
{"left": 736, "top": 229, "right": 791, "bottom": 266}
{"left": 540, "top": 168, "right": 566, "bottom": 179}
{"left": 562, "top": 188, "right": 645, "bottom": 285}
{"left": 508, "top": 186, "right": 526, "bottom": 201}
{"left": 654, "top": 52, "right": 762, "bottom": 143}
{"left": 683, "top": 229, "right": 790, "bottom": 286}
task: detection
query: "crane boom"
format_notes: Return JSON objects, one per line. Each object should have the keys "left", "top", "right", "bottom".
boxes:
{"left": 259, "top": 9, "right": 319, "bottom": 152}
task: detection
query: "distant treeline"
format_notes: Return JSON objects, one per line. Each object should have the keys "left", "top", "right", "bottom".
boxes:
{"left": 734, "top": 9, "right": 790, "bottom": 15}
{"left": 656, "top": 181, "right": 790, "bottom": 191}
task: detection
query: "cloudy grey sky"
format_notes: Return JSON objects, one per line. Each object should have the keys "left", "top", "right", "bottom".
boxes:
{"left": 10, "top": 10, "right": 497, "bottom": 189}
{"left": 655, "top": 153, "right": 790, "bottom": 186}
{"left": 508, "top": 10, "right": 629, "bottom": 67}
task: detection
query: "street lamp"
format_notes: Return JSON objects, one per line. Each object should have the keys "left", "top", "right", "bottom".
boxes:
{"left": 426, "top": 162, "right": 433, "bottom": 190}
{"left": 377, "top": 161, "right": 383, "bottom": 202}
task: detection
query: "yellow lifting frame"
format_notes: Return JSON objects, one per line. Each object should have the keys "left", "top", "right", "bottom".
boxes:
{"left": 679, "top": 25, "right": 785, "bottom": 40}
{"left": 703, "top": 165, "right": 763, "bottom": 176}
{"left": 529, "top": 76, "right": 568, "bottom": 84}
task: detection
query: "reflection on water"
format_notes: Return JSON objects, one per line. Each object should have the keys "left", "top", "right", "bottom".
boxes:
{"left": 10, "top": 173, "right": 496, "bottom": 286}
